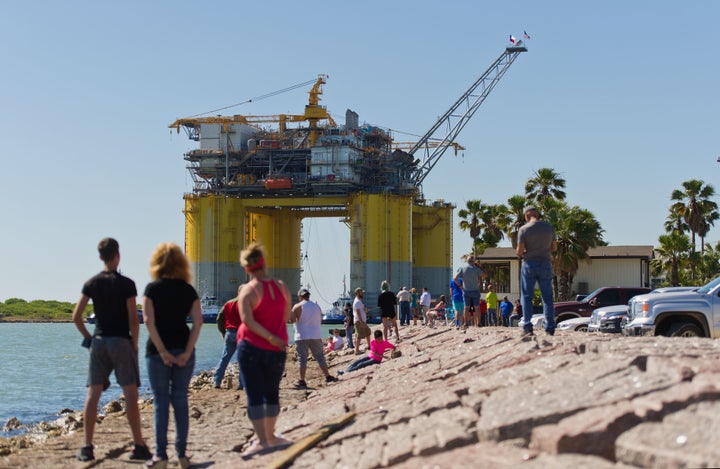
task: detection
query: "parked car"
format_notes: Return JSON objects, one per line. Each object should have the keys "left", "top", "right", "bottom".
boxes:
{"left": 553, "top": 286, "right": 651, "bottom": 323}
{"left": 588, "top": 305, "right": 628, "bottom": 333}
{"left": 556, "top": 317, "right": 591, "bottom": 332}
{"left": 623, "top": 286, "right": 702, "bottom": 337}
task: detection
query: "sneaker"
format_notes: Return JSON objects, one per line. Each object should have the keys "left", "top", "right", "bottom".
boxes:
{"left": 130, "top": 444, "right": 153, "bottom": 460}
{"left": 292, "top": 380, "right": 307, "bottom": 390}
{"left": 325, "top": 375, "right": 338, "bottom": 383}
{"left": 77, "top": 445, "right": 94, "bottom": 461}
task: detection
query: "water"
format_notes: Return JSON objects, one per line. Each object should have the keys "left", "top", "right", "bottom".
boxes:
{"left": 0, "top": 322, "right": 341, "bottom": 436}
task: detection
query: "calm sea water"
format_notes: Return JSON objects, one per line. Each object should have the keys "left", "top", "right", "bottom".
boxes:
{"left": 0, "top": 322, "right": 340, "bottom": 436}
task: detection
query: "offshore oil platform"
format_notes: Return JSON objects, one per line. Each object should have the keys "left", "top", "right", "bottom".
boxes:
{"left": 170, "top": 42, "right": 527, "bottom": 309}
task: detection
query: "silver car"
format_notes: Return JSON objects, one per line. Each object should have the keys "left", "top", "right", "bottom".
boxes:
{"left": 588, "top": 305, "right": 628, "bottom": 333}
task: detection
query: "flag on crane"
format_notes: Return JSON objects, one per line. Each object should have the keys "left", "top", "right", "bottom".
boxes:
{"left": 509, "top": 35, "right": 516, "bottom": 44}
{"left": 524, "top": 31, "right": 531, "bottom": 39}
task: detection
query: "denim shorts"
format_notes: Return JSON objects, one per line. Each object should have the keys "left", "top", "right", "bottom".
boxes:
{"left": 88, "top": 336, "right": 140, "bottom": 387}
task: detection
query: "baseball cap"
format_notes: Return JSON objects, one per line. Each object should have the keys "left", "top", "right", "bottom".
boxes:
{"left": 298, "top": 287, "right": 310, "bottom": 297}
{"left": 523, "top": 205, "right": 538, "bottom": 214}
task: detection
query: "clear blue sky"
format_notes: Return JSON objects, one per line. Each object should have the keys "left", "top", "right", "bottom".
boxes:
{"left": 1, "top": 1, "right": 718, "bottom": 309}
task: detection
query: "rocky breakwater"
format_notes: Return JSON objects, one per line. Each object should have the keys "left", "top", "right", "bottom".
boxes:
{"left": 2, "top": 326, "right": 719, "bottom": 468}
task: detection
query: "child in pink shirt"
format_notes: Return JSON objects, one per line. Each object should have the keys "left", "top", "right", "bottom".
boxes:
{"left": 345, "top": 330, "right": 396, "bottom": 372}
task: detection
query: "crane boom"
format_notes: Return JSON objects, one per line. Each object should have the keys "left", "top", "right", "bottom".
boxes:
{"left": 409, "top": 43, "right": 527, "bottom": 186}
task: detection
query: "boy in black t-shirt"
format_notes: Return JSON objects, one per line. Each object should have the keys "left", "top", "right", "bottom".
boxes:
{"left": 71, "top": 238, "right": 151, "bottom": 462}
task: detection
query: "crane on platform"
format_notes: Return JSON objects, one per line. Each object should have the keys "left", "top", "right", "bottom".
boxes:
{"left": 407, "top": 42, "right": 527, "bottom": 186}
{"left": 169, "top": 75, "right": 336, "bottom": 146}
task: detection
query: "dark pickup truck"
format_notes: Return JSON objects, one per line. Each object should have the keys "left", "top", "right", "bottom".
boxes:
{"left": 554, "top": 286, "right": 651, "bottom": 323}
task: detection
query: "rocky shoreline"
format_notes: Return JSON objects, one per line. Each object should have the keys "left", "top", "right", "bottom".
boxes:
{"left": 2, "top": 325, "right": 719, "bottom": 468}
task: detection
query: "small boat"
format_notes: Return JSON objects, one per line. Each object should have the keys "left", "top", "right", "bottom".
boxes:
{"left": 200, "top": 295, "right": 220, "bottom": 324}
{"left": 322, "top": 278, "right": 351, "bottom": 325}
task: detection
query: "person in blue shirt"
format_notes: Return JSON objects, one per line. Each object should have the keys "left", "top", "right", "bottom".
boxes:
{"left": 500, "top": 296, "right": 514, "bottom": 327}
{"left": 449, "top": 277, "right": 465, "bottom": 328}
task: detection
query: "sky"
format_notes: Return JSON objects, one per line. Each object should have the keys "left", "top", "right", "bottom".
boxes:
{"left": 1, "top": 1, "right": 718, "bottom": 310}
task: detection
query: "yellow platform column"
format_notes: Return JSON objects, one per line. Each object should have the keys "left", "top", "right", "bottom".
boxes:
{"left": 184, "top": 194, "right": 246, "bottom": 303}
{"left": 412, "top": 201, "right": 454, "bottom": 301}
{"left": 247, "top": 208, "right": 303, "bottom": 296}
{"left": 349, "top": 193, "right": 413, "bottom": 314}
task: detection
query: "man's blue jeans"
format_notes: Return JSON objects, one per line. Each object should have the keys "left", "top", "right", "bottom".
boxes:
{"left": 147, "top": 349, "right": 195, "bottom": 459}
{"left": 213, "top": 328, "right": 238, "bottom": 387}
{"left": 399, "top": 302, "right": 411, "bottom": 325}
{"left": 521, "top": 259, "right": 556, "bottom": 334}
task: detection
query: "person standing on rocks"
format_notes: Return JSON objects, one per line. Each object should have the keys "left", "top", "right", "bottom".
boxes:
{"left": 517, "top": 205, "right": 557, "bottom": 337}
{"left": 378, "top": 281, "right": 400, "bottom": 341}
{"left": 410, "top": 288, "right": 420, "bottom": 326}
{"left": 353, "top": 287, "right": 371, "bottom": 354}
{"left": 486, "top": 284, "right": 498, "bottom": 326}
{"left": 454, "top": 255, "right": 485, "bottom": 329}
{"left": 71, "top": 237, "right": 151, "bottom": 462}
{"left": 236, "top": 242, "right": 292, "bottom": 454}
{"left": 290, "top": 287, "right": 339, "bottom": 389}
{"left": 396, "top": 286, "right": 412, "bottom": 327}
{"left": 143, "top": 242, "right": 203, "bottom": 469}
{"left": 500, "top": 296, "right": 514, "bottom": 327}
{"left": 419, "top": 287, "right": 432, "bottom": 325}
{"left": 343, "top": 302, "right": 354, "bottom": 350}
{"left": 449, "top": 276, "right": 464, "bottom": 328}
{"left": 213, "top": 291, "right": 243, "bottom": 390}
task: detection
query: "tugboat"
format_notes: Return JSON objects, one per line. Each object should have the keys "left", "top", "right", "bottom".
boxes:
{"left": 322, "top": 278, "right": 352, "bottom": 325}
{"left": 199, "top": 295, "right": 221, "bottom": 323}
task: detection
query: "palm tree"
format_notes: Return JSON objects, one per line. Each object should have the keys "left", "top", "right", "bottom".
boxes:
{"left": 670, "top": 179, "right": 718, "bottom": 252}
{"left": 479, "top": 204, "right": 510, "bottom": 247}
{"left": 544, "top": 202, "right": 606, "bottom": 300}
{"left": 651, "top": 232, "right": 691, "bottom": 286}
{"left": 457, "top": 200, "right": 487, "bottom": 256}
{"left": 664, "top": 202, "right": 688, "bottom": 234}
{"left": 504, "top": 194, "right": 527, "bottom": 249}
{"left": 524, "top": 168, "right": 567, "bottom": 204}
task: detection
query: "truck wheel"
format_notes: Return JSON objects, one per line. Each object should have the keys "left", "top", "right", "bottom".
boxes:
{"left": 666, "top": 322, "right": 703, "bottom": 338}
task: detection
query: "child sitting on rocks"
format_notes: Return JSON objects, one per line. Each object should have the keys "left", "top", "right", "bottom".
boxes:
{"left": 344, "top": 330, "right": 396, "bottom": 372}
{"left": 324, "top": 329, "right": 345, "bottom": 353}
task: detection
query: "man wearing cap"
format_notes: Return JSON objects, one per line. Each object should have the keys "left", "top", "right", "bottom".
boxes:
{"left": 454, "top": 255, "right": 485, "bottom": 328}
{"left": 289, "top": 287, "right": 338, "bottom": 389}
{"left": 353, "top": 287, "right": 371, "bottom": 354}
{"left": 396, "top": 286, "right": 412, "bottom": 327}
{"left": 517, "top": 205, "right": 557, "bottom": 337}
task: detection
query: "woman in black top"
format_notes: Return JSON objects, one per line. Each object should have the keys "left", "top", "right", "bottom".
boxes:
{"left": 143, "top": 243, "right": 202, "bottom": 469}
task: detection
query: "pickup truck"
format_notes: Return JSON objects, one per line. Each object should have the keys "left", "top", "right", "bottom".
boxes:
{"left": 553, "top": 286, "right": 651, "bottom": 323}
{"left": 624, "top": 278, "right": 719, "bottom": 338}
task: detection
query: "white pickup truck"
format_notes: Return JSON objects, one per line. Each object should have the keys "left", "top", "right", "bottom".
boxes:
{"left": 624, "top": 277, "right": 720, "bottom": 338}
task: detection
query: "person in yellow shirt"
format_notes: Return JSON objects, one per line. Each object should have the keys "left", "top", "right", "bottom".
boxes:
{"left": 485, "top": 284, "right": 498, "bottom": 326}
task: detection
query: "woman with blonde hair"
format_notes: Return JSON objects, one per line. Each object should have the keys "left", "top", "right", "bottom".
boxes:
{"left": 142, "top": 243, "right": 202, "bottom": 469}
{"left": 236, "top": 242, "right": 292, "bottom": 455}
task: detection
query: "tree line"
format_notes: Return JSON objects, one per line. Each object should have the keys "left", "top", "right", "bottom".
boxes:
{"left": 457, "top": 168, "right": 718, "bottom": 300}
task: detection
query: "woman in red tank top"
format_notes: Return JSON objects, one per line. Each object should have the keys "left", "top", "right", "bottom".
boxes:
{"left": 236, "top": 242, "right": 292, "bottom": 456}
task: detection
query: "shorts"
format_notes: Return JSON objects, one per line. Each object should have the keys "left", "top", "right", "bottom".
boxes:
{"left": 295, "top": 339, "right": 327, "bottom": 368}
{"left": 452, "top": 300, "right": 465, "bottom": 315}
{"left": 88, "top": 336, "right": 140, "bottom": 387}
{"left": 356, "top": 321, "right": 371, "bottom": 339}
{"left": 380, "top": 309, "right": 397, "bottom": 319}
{"left": 463, "top": 290, "right": 480, "bottom": 308}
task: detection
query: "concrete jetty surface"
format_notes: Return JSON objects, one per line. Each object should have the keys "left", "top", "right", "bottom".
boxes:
{"left": 2, "top": 325, "right": 719, "bottom": 468}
